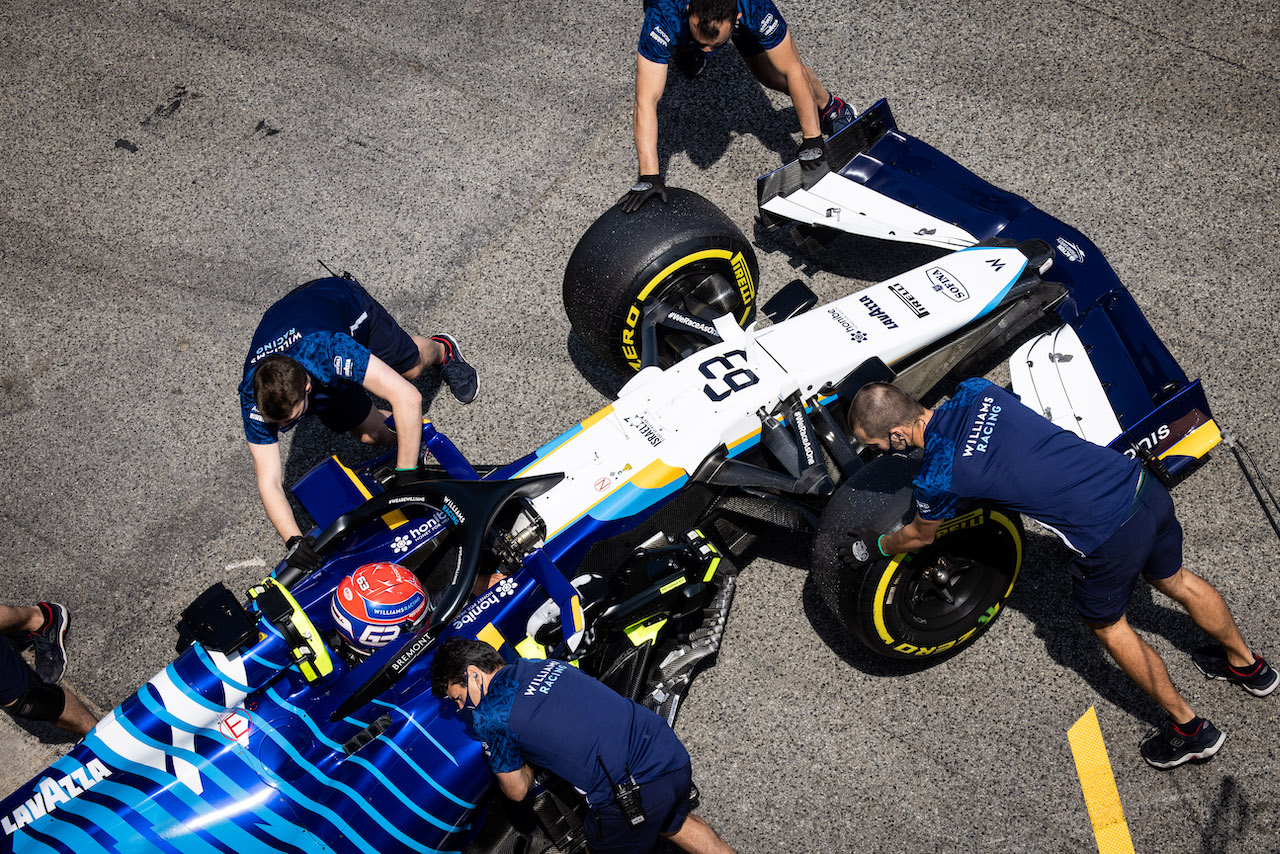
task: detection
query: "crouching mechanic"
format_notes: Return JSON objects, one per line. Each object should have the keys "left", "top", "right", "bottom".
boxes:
{"left": 2, "top": 602, "right": 98, "bottom": 737}
{"left": 240, "top": 277, "right": 478, "bottom": 573}
{"left": 622, "top": 0, "right": 857, "bottom": 213}
{"left": 431, "top": 638, "right": 737, "bottom": 854}
{"left": 841, "top": 380, "right": 1276, "bottom": 769}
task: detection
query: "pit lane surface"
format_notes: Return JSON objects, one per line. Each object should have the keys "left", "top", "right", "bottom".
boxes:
{"left": 2, "top": 1, "right": 1278, "bottom": 851}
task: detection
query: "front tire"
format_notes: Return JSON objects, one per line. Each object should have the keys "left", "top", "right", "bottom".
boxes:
{"left": 811, "top": 461, "right": 1024, "bottom": 661}
{"left": 563, "top": 189, "right": 759, "bottom": 374}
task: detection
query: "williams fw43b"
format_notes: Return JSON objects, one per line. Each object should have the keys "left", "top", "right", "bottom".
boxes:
{"left": 1, "top": 101, "right": 1221, "bottom": 853}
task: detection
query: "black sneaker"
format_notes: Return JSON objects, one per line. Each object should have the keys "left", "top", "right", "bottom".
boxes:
{"left": 6, "top": 633, "right": 33, "bottom": 653}
{"left": 31, "top": 602, "right": 70, "bottom": 684}
{"left": 431, "top": 334, "right": 478, "bottom": 404}
{"left": 1140, "top": 717, "right": 1225, "bottom": 769}
{"left": 1191, "top": 644, "right": 1279, "bottom": 697}
{"left": 820, "top": 95, "right": 857, "bottom": 136}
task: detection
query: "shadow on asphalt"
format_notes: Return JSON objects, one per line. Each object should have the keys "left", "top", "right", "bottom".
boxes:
{"left": 3, "top": 714, "right": 80, "bottom": 747}
{"left": 795, "top": 522, "right": 1236, "bottom": 726}
{"left": 654, "top": 52, "right": 799, "bottom": 180}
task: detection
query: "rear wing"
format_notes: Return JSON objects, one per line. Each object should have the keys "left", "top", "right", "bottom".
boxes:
{"left": 758, "top": 100, "right": 1219, "bottom": 479}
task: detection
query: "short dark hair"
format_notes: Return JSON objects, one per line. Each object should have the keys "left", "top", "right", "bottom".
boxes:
{"left": 430, "top": 638, "right": 506, "bottom": 698}
{"left": 252, "top": 355, "right": 309, "bottom": 421}
{"left": 848, "top": 382, "right": 926, "bottom": 440}
{"left": 688, "top": 0, "right": 736, "bottom": 34}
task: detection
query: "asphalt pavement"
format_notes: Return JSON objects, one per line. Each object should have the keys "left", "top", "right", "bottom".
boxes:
{"left": 1, "top": 0, "right": 1278, "bottom": 851}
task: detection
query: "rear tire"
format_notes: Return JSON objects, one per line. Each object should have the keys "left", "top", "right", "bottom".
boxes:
{"left": 563, "top": 189, "right": 759, "bottom": 373}
{"left": 811, "top": 459, "right": 1024, "bottom": 661}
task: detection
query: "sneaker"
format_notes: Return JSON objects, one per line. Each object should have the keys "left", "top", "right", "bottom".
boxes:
{"left": 31, "top": 602, "right": 70, "bottom": 684}
{"left": 5, "top": 633, "right": 33, "bottom": 653}
{"left": 1139, "top": 717, "right": 1225, "bottom": 769}
{"left": 1191, "top": 644, "right": 1279, "bottom": 697}
{"left": 820, "top": 95, "right": 857, "bottom": 136}
{"left": 431, "top": 333, "right": 478, "bottom": 404}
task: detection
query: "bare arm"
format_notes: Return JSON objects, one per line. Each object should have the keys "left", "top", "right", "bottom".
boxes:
{"left": 880, "top": 514, "right": 943, "bottom": 556}
{"left": 764, "top": 33, "right": 820, "bottom": 138}
{"left": 248, "top": 440, "right": 302, "bottom": 544}
{"left": 495, "top": 765, "right": 535, "bottom": 802}
{"left": 634, "top": 55, "right": 669, "bottom": 176}
{"left": 361, "top": 355, "right": 423, "bottom": 470}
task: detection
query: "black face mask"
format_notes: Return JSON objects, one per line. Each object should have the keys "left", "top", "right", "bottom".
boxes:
{"left": 888, "top": 433, "right": 911, "bottom": 458}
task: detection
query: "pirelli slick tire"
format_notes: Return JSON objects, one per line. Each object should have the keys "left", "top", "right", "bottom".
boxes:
{"left": 811, "top": 457, "right": 1024, "bottom": 661}
{"left": 563, "top": 188, "right": 759, "bottom": 374}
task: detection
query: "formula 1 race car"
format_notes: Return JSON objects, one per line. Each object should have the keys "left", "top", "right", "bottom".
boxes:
{"left": 0, "top": 100, "right": 1222, "bottom": 854}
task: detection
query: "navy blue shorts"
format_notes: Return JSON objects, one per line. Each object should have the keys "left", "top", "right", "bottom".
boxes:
{"left": 308, "top": 381, "right": 377, "bottom": 435}
{"left": 1070, "top": 473, "right": 1183, "bottom": 624}
{"left": 290, "top": 278, "right": 420, "bottom": 374}
{"left": 1, "top": 640, "right": 35, "bottom": 706}
{"left": 350, "top": 283, "right": 420, "bottom": 376}
{"left": 583, "top": 763, "right": 693, "bottom": 854}
{"left": 292, "top": 279, "right": 420, "bottom": 435}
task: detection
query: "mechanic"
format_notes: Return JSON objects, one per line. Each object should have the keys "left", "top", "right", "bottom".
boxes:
{"left": 842, "top": 380, "right": 1277, "bottom": 770}
{"left": 240, "top": 276, "right": 479, "bottom": 573}
{"left": 621, "top": 0, "right": 857, "bottom": 213}
{"left": 2, "top": 602, "right": 98, "bottom": 736}
{"left": 430, "top": 638, "right": 738, "bottom": 854}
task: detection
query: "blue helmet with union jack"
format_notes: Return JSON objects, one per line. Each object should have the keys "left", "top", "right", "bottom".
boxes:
{"left": 331, "top": 562, "right": 428, "bottom": 652}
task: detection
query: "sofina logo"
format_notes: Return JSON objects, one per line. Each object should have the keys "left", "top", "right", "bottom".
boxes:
{"left": 926, "top": 267, "right": 969, "bottom": 302}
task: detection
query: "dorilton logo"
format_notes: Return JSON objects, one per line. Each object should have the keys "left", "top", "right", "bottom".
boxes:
{"left": 1056, "top": 236, "right": 1085, "bottom": 263}
{"left": 926, "top": 267, "right": 969, "bottom": 302}
{"left": 888, "top": 282, "right": 929, "bottom": 318}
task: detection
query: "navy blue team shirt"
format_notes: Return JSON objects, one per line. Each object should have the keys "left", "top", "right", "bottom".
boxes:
{"left": 239, "top": 279, "right": 375, "bottom": 444}
{"left": 914, "top": 379, "right": 1141, "bottom": 556}
{"left": 638, "top": 0, "right": 787, "bottom": 64}
{"left": 471, "top": 659, "right": 689, "bottom": 807}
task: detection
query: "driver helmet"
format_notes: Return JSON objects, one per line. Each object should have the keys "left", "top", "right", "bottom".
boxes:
{"left": 331, "top": 562, "right": 427, "bottom": 655}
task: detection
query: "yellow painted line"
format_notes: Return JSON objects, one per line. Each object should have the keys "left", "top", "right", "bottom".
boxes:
{"left": 1160, "top": 419, "right": 1221, "bottom": 461}
{"left": 334, "top": 456, "right": 409, "bottom": 529}
{"left": 581, "top": 404, "right": 616, "bottom": 429}
{"left": 334, "top": 455, "right": 373, "bottom": 500}
{"left": 544, "top": 458, "right": 688, "bottom": 540}
{"left": 518, "top": 405, "right": 616, "bottom": 477}
{"left": 1068, "top": 706, "right": 1135, "bottom": 854}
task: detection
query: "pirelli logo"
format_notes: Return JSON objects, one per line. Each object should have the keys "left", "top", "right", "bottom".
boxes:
{"left": 889, "top": 282, "right": 929, "bottom": 318}
{"left": 731, "top": 252, "right": 755, "bottom": 307}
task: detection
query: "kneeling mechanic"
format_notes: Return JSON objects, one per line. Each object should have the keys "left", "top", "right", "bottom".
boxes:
{"left": 430, "top": 638, "right": 737, "bottom": 854}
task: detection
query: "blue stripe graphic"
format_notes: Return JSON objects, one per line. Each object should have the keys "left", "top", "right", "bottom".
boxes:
{"left": 266, "top": 686, "right": 475, "bottom": 816}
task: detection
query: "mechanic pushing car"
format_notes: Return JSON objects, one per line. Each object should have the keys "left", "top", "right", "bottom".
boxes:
{"left": 431, "top": 638, "right": 738, "bottom": 854}
{"left": 841, "top": 380, "right": 1277, "bottom": 769}
{"left": 620, "top": 0, "right": 856, "bottom": 213}
{"left": 240, "top": 276, "right": 478, "bottom": 571}
{"left": 2, "top": 601, "right": 97, "bottom": 737}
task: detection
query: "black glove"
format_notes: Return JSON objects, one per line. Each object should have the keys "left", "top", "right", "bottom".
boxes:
{"left": 393, "top": 465, "right": 424, "bottom": 488}
{"left": 797, "top": 136, "right": 827, "bottom": 171}
{"left": 836, "top": 527, "right": 885, "bottom": 570}
{"left": 619, "top": 174, "right": 667, "bottom": 213}
{"left": 284, "top": 535, "right": 322, "bottom": 573}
